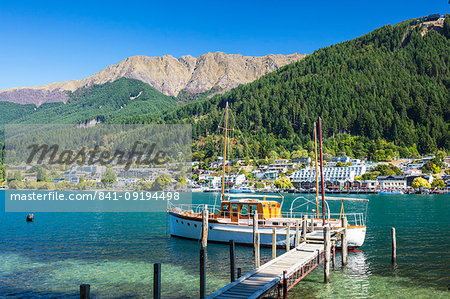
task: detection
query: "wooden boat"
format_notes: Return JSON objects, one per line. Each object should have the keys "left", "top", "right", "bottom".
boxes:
{"left": 168, "top": 194, "right": 367, "bottom": 248}
{"left": 168, "top": 104, "right": 367, "bottom": 248}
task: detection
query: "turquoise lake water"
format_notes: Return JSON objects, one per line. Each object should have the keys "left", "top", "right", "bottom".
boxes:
{"left": 0, "top": 191, "right": 449, "bottom": 298}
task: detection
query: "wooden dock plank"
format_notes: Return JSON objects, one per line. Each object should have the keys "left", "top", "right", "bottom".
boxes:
{"left": 207, "top": 241, "right": 326, "bottom": 299}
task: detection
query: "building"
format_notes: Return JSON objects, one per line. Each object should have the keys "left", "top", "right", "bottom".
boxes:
{"left": 291, "top": 157, "right": 311, "bottom": 164}
{"left": 266, "top": 163, "right": 293, "bottom": 173}
{"left": 118, "top": 167, "right": 166, "bottom": 181}
{"left": 330, "top": 157, "right": 351, "bottom": 164}
{"left": 79, "top": 165, "right": 106, "bottom": 174}
{"left": 204, "top": 176, "right": 221, "bottom": 189}
{"left": 263, "top": 170, "right": 278, "bottom": 180}
{"left": 361, "top": 180, "right": 379, "bottom": 190}
{"left": 274, "top": 158, "right": 289, "bottom": 164}
{"left": 377, "top": 175, "right": 407, "bottom": 189}
{"left": 290, "top": 165, "right": 367, "bottom": 184}
{"left": 209, "top": 157, "right": 229, "bottom": 168}
{"left": 224, "top": 174, "right": 246, "bottom": 187}
{"left": 443, "top": 156, "right": 450, "bottom": 167}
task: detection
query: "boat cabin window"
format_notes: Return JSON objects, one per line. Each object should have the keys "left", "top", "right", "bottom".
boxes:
{"left": 249, "top": 205, "right": 256, "bottom": 216}
{"left": 222, "top": 204, "right": 230, "bottom": 217}
{"left": 240, "top": 204, "right": 249, "bottom": 216}
{"left": 231, "top": 204, "right": 238, "bottom": 217}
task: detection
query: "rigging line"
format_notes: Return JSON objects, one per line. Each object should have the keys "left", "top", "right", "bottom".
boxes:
{"left": 228, "top": 107, "right": 261, "bottom": 167}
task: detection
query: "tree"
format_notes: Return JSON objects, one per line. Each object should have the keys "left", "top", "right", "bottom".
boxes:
{"left": 255, "top": 182, "right": 265, "bottom": 189}
{"left": 431, "top": 164, "right": 440, "bottom": 174}
{"left": 422, "top": 161, "right": 440, "bottom": 174}
{"left": 176, "top": 181, "right": 188, "bottom": 190}
{"left": 372, "top": 164, "right": 402, "bottom": 176}
{"left": 273, "top": 177, "right": 293, "bottom": 189}
{"left": 280, "top": 151, "right": 291, "bottom": 159}
{"left": 78, "top": 180, "right": 97, "bottom": 190}
{"left": 101, "top": 168, "right": 117, "bottom": 185}
{"left": 291, "top": 150, "right": 308, "bottom": 159}
{"left": 7, "top": 171, "right": 22, "bottom": 182}
{"left": 269, "top": 150, "right": 279, "bottom": 160}
{"left": 8, "top": 180, "right": 25, "bottom": 189}
{"left": 152, "top": 174, "right": 172, "bottom": 191}
{"left": 36, "top": 167, "right": 49, "bottom": 182}
{"left": 432, "top": 179, "right": 445, "bottom": 188}
{"left": 136, "top": 180, "right": 153, "bottom": 191}
{"left": 56, "top": 181, "right": 75, "bottom": 190}
{"left": 412, "top": 177, "right": 431, "bottom": 189}
{"left": 38, "top": 182, "right": 55, "bottom": 190}
{"left": 0, "top": 164, "right": 5, "bottom": 185}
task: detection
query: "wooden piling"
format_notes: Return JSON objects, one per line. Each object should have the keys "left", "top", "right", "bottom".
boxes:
{"left": 282, "top": 270, "right": 288, "bottom": 299}
{"left": 391, "top": 227, "right": 397, "bottom": 264}
{"left": 80, "top": 284, "right": 90, "bottom": 299}
{"left": 310, "top": 217, "right": 315, "bottom": 232}
{"left": 295, "top": 220, "right": 300, "bottom": 247}
{"left": 272, "top": 227, "right": 277, "bottom": 259}
{"left": 200, "top": 248, "right": 206, "bottom": 299}
{"left": 253, "top": 212, "right": 260, "bottom": 268}
{"left": 153, "top": 263, "right": 161, "bottom": 299}
{"left": 324, "top": 226, "right": 331, "bottom": 283}
{"left": 201, "top": 205, "right": 208, "bottom": 250}
{"left": 341, "top": 216, "right": 348, "bottom": 267}
{"left": 237, "top": 268, "right": 242, "bottom": 279}
{"left": 332, "top": 244, "right": 335, "bottom": 270}
{"left": 302, "top": 215, "right": 307, "bottom": 241}
{"left": 229, "top": 240, "right": 236, "bottom": 282}
{"left": 286, "top": 224, "right": 290, "bottom": 252}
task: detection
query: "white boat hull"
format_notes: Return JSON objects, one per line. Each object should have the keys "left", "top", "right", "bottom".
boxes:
{"left": 168, "top": 212, "right": 366, "bottom": 248}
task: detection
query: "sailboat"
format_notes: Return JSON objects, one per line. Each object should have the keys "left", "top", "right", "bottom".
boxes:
{"left": 167, "top": 103, "right": 367, "bottom": 248}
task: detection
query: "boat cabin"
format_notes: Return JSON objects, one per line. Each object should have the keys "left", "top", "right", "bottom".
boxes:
{"left": 217, "top": 199, "right": 282, "bottom": 222}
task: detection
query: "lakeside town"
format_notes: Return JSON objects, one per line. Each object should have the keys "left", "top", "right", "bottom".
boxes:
{"left": 2, "top": 152, "right": 450, "bottom": 194}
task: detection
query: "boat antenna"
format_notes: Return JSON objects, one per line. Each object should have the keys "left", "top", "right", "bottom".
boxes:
{"left": 318, "top": 117, "right": 326, "bottom": 226}
{"left": 220, "top": 102, "right": 230, "bottom": 201}
{"left": 314, "top": 122, "right": 319, "bottom": 219}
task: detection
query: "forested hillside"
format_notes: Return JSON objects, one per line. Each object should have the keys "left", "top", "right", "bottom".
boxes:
{"left": 1, "top": 17, "right": 448, "bottom": 163}
{"left": 116, "top": 17, "right": 449, "bottom": 158}
{"left": 0, "top": 102, "right": 36, "bottom": 125}
{"left": 4, "top": 78, "right": 177, "bottom": 124}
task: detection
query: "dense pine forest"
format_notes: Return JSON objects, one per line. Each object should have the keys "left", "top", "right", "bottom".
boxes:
{"left": 0, "top": 16, "right": 448, "bottom": 165}
{"left": 113, "top": 17, "right": 449, "bottom": 160}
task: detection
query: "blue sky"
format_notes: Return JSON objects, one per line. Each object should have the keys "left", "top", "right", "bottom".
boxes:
{"left": 0, "top": 0, "right": 447, "bottom": 90}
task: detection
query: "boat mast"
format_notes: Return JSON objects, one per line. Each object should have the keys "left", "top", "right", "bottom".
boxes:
{"left": 314, "top": 122, "right": 319, "bottom": 219}
{"left": 221, "top": 102, "right": 229, "bottom": 201}
{"left": 318, "top": 117, "right": 326, "bottom": 226}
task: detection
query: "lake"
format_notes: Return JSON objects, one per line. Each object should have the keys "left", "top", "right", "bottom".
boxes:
{"left": 0, "top": 191, "right": 449, "bottom": 298}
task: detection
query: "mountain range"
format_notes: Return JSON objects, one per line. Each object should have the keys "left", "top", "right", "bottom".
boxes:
{"left": 0, "top": 52, "right": 305, "bottom": 106}
{"left": 0, "top": 15, "right": 448, "bottom": 158}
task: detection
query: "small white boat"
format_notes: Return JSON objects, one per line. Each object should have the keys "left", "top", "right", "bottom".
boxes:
{"left": 168, "top": 194, "right": 367, "bottom": 249}
{"left": 380, "top": 189, "right": 404, "bottom": 195}
{"left": 229, "top": 187, "right": 255, "bottom": 193}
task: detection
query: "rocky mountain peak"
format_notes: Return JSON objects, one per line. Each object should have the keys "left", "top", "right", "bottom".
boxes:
{"left": 0, "top": 52, "right": 306, "bottom": 105}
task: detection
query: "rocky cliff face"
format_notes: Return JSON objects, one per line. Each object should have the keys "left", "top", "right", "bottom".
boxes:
{"left": 0, "top": 52, "right": 306, "bottom": 105}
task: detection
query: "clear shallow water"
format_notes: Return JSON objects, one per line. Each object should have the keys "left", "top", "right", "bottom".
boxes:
{"left": 0, "top": 191, "right": 449, "bottom": 298}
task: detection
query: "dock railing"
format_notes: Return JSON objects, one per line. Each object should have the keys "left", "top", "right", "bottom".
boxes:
{"left": 168, "top": 202, "right": 365, "bottom": 226}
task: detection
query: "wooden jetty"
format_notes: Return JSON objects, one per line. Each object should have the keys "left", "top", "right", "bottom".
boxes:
{"left": 207, "top": 228, "right": 344, "bottom": 299}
